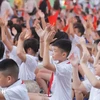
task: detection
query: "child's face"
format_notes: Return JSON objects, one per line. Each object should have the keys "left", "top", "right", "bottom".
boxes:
{"left": 94, "top": 60, "right": 100, "bottom": 76}
{"left": 52, "top": 46, "right": 67, "bottom": 61}
{"left": 0, "top": 72, "right": 10, "bottom": 88}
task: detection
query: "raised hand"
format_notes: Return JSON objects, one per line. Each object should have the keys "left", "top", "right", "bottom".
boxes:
{"left": 0, "top": 18, "right": 5, "bottom": 27}
{"left": 19, "top": 29, "right": 27, "bottom": 40}
{"left": 37, "top": 10, "right": 45, "bottom": 18}
{"left": 69, "top": 53, "right": 79, "bottom": 67}
{"left": 44, "top": 28, "right": 56, "bottom": 44}
{"left": 79, "top": 37, "right": 86, "bottom": 45}
{"left": 80, "top": 51, "right": 90, "bottom": 64}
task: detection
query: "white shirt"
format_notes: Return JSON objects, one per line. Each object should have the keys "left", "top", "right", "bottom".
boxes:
{"left": 19, "top": 54, "right": 38, "bottom": 80}
{"left": 1, "top": 79, "right": 29, "bottom": 100}
{"left": 83, "top": 76, "right": 100, "bottom": 100}
{"left": 9, "top": 46, "right": 22, "bottom": 67}
{"left": 49, "top": 60, "right": 72, "bottom": 100}
{"left": 0, "top": 0, "right": 13, "bottom": 17}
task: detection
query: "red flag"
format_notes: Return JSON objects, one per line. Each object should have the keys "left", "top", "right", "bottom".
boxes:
{"left": 83, "top": 16, "right": 87, "bottom": 21}
{"left": 63, "top": 25, "right": 69, "bottom": 32}
{"left": 48, "top": 11, "right": 59, "bottom": 25}
{"left": 93, "top": 16, "right": 97, "bottom": 30}
{"left": 74, "top": 5, "right": 82, "bottom": 15}
{"left": 48, "top": 72, "right": 54, "bottom": 97}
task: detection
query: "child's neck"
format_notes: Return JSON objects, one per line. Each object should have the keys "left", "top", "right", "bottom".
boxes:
{"left": 58, "top": 58, "right": 68, "bottom": 63}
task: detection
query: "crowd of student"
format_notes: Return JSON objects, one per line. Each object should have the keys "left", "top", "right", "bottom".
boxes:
{"left": 0, "top": 0, "right": 100, "bottom": 100}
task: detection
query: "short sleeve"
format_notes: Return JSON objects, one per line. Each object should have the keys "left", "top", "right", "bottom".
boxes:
{"left": 25, "top": 54, "right": 38, "bottom": 71}
{"left": 82, "top": 79, "right": 92, "bottom": 92}
{"left": 2, "top": 86, "right": 29, "bottom": 100}
{"left": 56, "top": 63, "right": 72, "bottom": 76}
{"left": 9, "top": 46, "right": 22, "bottom": 66}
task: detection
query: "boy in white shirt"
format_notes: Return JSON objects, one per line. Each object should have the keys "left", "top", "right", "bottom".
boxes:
{"left": 17, "top": 30, "right": 39, "bottom": 80}
{"left": 0, "top": 59, "right": 29, "bottom": 100}
{"left": 29, "top": 29, "right": 72, "bottom": 100}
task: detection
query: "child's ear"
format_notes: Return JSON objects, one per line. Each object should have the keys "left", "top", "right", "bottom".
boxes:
{"left": 62, "top": 52, "right": 67, "bottom": 57}
{"left": 7, "top": 76, "right": 12, "bottom": 83}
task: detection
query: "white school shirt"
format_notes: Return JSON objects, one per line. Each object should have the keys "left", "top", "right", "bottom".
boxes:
{"left": 19, "top": 54, "right": 38, "bottom": 80}
{"left": 1, "top": 79, "right": 29, "bottom": 100}
{"left": 83, "top": 76, "right": 100, "bottom": 100}
{"left": 49, "top": 60, "right": 72, "bottom": 100}
{"left": 0, "top": 0, "right": 13, "bottom": 17}
{"left": 9, "top": 46, "right": 22, "bottom": 67}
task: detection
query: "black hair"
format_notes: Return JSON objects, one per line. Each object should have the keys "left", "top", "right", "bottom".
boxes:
{"left": 11, "top": 24, "right": 22, "bottom": 35}
{"left": 7, "top": 20, "right": 13, "bottom": 29}
{"left": 39, "top": 0, "right": 47, "bottom": 15}
{"left": 24, "top": 38, "right": 39, "bottom": 54}
{"left": 0, "top": 41, "right": 5, "bottom": 59}
{"left": 53, "top": 30, "right": 69, "bottom": 42}
{"left": 52, "top": 39, "right": 72, "bottom": 56}
{"left": 30, "top": 27, "right": 39, "bottom": 41}
{"left": 94, "top": 39, "right": 100, "bottom": 45}
{"left": 75, "top": 16, "right": 82, "bottom": 23}
{"left": 74, "top": 22, "right": 85, "bottom": 36}
{"left": 0, "top": 59, "right": 19, "bottom": 79}
{"left": 53, "top": 0, "right": 61, "bottom": 10}
{"left": 13, "top": 33, "right": 20, "bottom": 44}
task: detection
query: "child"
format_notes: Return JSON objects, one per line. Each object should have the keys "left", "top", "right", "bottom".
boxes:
{"left": 29, "top": 29, "right": 72, "bottom": 100}
{"left": 69, "top": 37, "right": 100, "bottom": 100}
{"left": 0, "top": 59, "right": 29, "bottom": 100}
{"left": 17, "top": 30, "right": 39, "bottom": 80}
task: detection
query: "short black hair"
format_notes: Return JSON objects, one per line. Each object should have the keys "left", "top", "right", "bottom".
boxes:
{"left": 30, "top": 27, "right": 39, "bottom": 41}
{"left": 75, "top": 16, "right": 82, "bottom": 23}
{"left": 11, "top": 24, "right": 22, "bottom": 35}
{"left": 52, "top": 39, "right": 72, "bottom": 56}
{"left": 54, "top": 30, "right": 69, "bottom": 41}
{"left": 0, "top": 59, "right": 19, "bottom": 79}
{"left": 0, "top": 41, "right": 5, "bottom": 59}
{"left": 24, "top": 38, "right": 39, "bottom": 54}
{"left": 74, "top": 22, "right": 85, "bottom": 36}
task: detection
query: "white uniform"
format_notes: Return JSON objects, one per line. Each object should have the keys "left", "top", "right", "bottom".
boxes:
{"left": 1, "top": 79, "right": 29, "bottom": 100}
{"left": 19, "top": 54, "right": 38, "bottom": 80}
{"left": 83, "top": 76, "right": 100, "bottom": 100}
{"left": 49, "top": 60, "right": 72, "bottom": 100}
{"left": 9, "top": 46, "right": 22, "bottom": 67}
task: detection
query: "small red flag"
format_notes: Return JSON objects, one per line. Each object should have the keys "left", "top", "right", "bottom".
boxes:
{"left": 63, "top": 25, "right": 69, "bottom": 32}
{"left": 48, "top": 11, "right": 59, "bottom": 25}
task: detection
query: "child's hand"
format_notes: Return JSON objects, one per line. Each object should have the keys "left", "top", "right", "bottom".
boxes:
{"left": 19, "top": 29, "right": 27, "bottom": 40}
{"left": 79, "top": 37, "right": 85, "bottom": 45}
{"left": 80, "top": 52, "right": 90, "bottom": 64}
{"left": 35, "top": 23, "right": 47, "bottom": 41}
{"left": 69, "top": 53, "right": 79, "bottom": 67}
{"left": 97, "top": 42, "right": 100, "bottom": 51}
{"left": 37, "top": 10, "right": 45, "bottom": 18}
{"left": 44, "top": 27, "right": 56, "bottom": 44}
{"left": 0, "top": 18, "right": 5, "bottom": 27}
